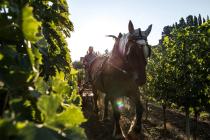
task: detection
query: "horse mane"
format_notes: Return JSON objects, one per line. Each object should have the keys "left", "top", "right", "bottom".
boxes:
{"left": 107, "top": 33, "right": 124, "bottom": 58}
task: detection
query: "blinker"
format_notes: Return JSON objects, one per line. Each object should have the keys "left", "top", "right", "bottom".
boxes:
{"left": 139, "top": 28, "right": 142, "bottom": 37}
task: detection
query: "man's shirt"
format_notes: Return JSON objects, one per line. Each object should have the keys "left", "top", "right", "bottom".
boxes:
{"left": 83, "top": 52, "right": 97, "bottom": 68}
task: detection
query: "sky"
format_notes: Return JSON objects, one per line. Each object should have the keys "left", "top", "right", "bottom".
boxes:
{"left": 66, "top": 0, "right": 210, "bottom": 61}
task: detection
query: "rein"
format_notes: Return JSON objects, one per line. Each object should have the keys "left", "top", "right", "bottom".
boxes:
{"left": 107, "top": 60, "right": 127, "bottom": 74}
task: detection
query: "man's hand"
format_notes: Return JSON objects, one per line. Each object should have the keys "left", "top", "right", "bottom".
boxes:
{"left": 83, "top": 61, "right": 87, "bottom": 68}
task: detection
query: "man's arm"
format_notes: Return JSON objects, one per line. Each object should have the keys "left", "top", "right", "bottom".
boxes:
{"left": 83, "top": 55, "right": 88, "bottom": 67}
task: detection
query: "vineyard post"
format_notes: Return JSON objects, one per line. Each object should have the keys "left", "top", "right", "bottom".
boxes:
{"left": 0, "top": 90, "right": 8, "bottom": 116}
{"left": 145, "top": 98, "right": 149, "bottom": 121}
{"left": 193, "top": 108, "right": 199, "bottom": 140}
{"left": 185, "top": 106, "right": 191, "bottom": 140}
{"left": 162, "top": 103, "right": 167, "bottom": 133}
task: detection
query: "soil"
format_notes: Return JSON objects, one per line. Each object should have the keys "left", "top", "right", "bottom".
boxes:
{"left": 81, "top": 94, "right": 210, "bottom": 140}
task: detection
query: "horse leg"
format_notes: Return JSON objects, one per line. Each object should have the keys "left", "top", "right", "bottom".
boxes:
{"left": 127, "top": 92, "right": 144, "bottom": 140}
{"left": 92, "top": 86, "right": 99, "bottom": 114}
{"left": 103, "top": 94, "right": 109, "bottom": 120}
{"left": 110, "top": 98, "right": 125, "bottom": 139}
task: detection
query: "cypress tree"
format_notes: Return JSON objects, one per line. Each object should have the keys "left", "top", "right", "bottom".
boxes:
{"left": 186, "top": 15, "right": 194, "bottom": 26}
{"left": 194, "top": 16, "right": 198, "bottom": 26}
{"left": 207, "top": 15, "right": 209, "bottom": 21}
{"left": 172, "top": 24, "right": 175, "bottom": 29}
{"left": 198, "top": 14, "right": 202, "bottom": 25}
{"left": 203, "top": 18, "right": 206, "bottom": 23}
{"left": 179, "top": 17, "right": 186, "bottom": 28}
{"left": 163, "top": 26, "right": 171, "bottom": 35}
{"left": 175, "top": 22, "right": 178, "bottom": 28}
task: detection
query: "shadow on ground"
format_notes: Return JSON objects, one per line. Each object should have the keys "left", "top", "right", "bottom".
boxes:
{"left": 81, "top": 95, "right": 210, "bottom": 140}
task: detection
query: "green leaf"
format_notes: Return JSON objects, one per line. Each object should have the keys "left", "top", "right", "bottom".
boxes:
{"left": 208, "top": 28, "right": 210, "bottom": 35}
{"left": 69, "top": 89, "right": 82, "bottom": 106}
{"left": 22, "top": 6, "right": 41, "bottom": 43}
{"left": 163, "top": 36, "right": 169, "bottom": 45}
{"left": 0, "top": 53, "right": 4, "bottom": 61}
{"left": 207, "top": 74, "right": 210, "bottom": 80}
{"left": 33, "top": 47, "right": 42, "bottom": 65}
{"left": 35, "top": 77, "right": 49, "bottom": 94}
{"left": 37, "top": 94, "right": 61, "bottom": 121}
{"left": 37, "top": 95, "right": 86, "bottom": 130}
{"left": 50, "top": 71, "right": 71, "bottom": 95}
{"left": 70, "top": 68, "right": 78, "bottom": 75}
{"left": 55, "top": 104, "right": 86, "bottom": 128}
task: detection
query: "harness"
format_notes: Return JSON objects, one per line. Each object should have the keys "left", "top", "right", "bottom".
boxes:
{"left": 92, "top": 56, "right": 109, "bottom": 83}
{"left": 107, "top": 59, "right": 127, "bottom": 74}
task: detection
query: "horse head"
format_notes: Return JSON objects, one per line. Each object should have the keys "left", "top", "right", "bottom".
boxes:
{"left": 120, "top": 20, "right": 152, "bottom": 85}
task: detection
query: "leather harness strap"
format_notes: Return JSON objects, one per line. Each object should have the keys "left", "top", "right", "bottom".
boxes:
{"left": 107, "top": 60, "right": 127, "bottom": 74}
{"left": 92, "top": 56, "right": 109, "bottom": 84}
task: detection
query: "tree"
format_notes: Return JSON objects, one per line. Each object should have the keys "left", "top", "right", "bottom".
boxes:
{"left": 198, "top": 14, "right": 202, "bottom": 25}
{"left": 165, "top": 21, "right": 210, "bottom": 139}
{"left": 194, "top": 16, "right": 198, "bottom": 26}
{"left": 31, "top": 1, "right": 73, "bottom": 78}
{"left": 73, "top": 61, "right": 83, "bottom": 69}
{"left": 186, "top": 15, "right": 194, "bottom": 26}
{"left": 203, "top": 18, "right": 206, "bottom": 23}
{"left": 147, "top": 16, "right": 210, "bottom": 140}
{"left": 179, "top": 17, "right": 186, "bottom": 28}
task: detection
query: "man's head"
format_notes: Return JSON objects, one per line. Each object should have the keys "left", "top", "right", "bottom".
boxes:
{"left": 89, "top": 46, "right": 93, "bottom": 54}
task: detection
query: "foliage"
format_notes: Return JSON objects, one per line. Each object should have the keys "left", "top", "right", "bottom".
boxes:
{"left": 147, "top": 15, "right": 210, "bottom": 113}
{"left": 159, "top": 14, "right": 209, "bottom": 45}
{"left": 31, "top": 0, "right": 74, "bottom": 78}
{"left": 145, "top": 16, "right": 210, "bottom": 139}
{"left": 0, "top": 0, "right": 86, "bottom": 140}
{"left": 73, "top": 61, "right": 83, "bottom": 70}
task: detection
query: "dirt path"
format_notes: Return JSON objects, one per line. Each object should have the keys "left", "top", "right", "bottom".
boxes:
{"left": 80, "top": 94, "right": 116, "bottom": 140}
{"left": 81, "top": 96, "right": 210, "bottom": 140}
{"left": 146, "top": 103, "right": 210, "bottom": 139}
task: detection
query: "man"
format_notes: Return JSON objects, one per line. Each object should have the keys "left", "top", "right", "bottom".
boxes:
{"left": 83, "top": 46, "right": 97, "bottom": 83}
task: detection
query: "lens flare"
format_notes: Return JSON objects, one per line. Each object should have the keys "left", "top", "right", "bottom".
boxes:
{"left": 116, "top": 100, "right": 124, "bottom": 110}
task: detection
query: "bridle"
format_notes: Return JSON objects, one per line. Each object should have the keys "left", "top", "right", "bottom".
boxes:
{"left": 127, "top": 29, "right": 150, "bottom": 59}
{"left": 107, "top": 30, "right": 150, "bottom": 74}
{"left": 129, "top": 28, "right": 148, "bottom": 42}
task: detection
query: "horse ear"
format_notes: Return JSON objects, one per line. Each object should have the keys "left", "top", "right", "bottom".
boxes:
{"left": 128, "top": 20, "right": 135, "bottom": 34}
{"left": 145, "top": 24, "right": 152, "bottom": 36}
{"left": 118, "top": 33, "right": 122, "bottom": 38}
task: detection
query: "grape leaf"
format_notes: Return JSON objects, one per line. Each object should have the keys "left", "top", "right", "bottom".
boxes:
{"left": 22, "top": 6, "right": 41, "bottom": 43}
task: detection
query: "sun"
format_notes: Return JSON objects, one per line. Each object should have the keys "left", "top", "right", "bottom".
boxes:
{"left": 67, "top": 18, "right": 125, "bottom": 61}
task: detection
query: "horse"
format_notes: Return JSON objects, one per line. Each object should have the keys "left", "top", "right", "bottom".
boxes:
{"left": 88, "top": 20, "right": 152, "bottom": 139}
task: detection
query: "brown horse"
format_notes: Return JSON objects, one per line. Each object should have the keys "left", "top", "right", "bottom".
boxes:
{"left": 89, "top": 20, "right": 152, "bottom": 139}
